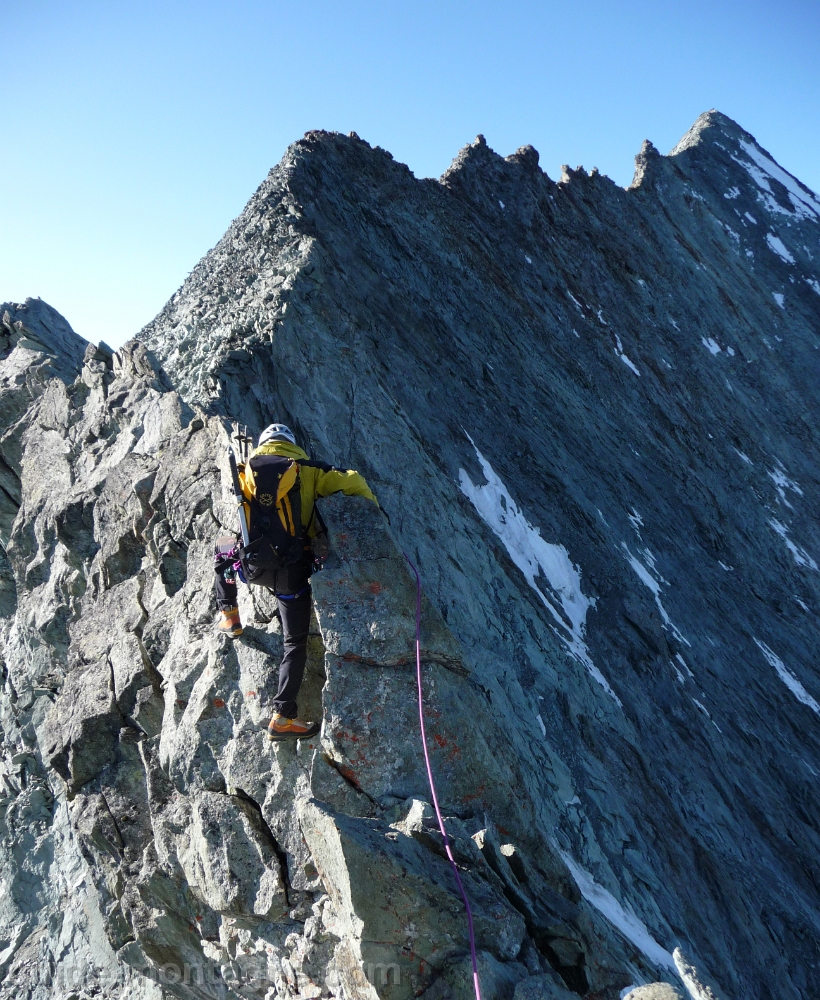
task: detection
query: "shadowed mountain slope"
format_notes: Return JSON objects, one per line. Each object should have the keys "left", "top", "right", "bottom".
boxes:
{"left": 1, "top": 111, "right": 819, "bottom": 1000}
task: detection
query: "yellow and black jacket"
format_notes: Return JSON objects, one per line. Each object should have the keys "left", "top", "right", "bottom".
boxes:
{"left": 237, "top": 440, "right": 377, "bottom": 539}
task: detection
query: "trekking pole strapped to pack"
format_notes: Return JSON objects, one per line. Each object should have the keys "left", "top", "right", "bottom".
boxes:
{"left": 228, "top": 446, "right": 251, "bottom": 548}
{"left": 235, "top": 424, "right": 253, "bottom": 465}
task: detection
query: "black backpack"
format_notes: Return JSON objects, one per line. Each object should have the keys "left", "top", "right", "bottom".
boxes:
{"left": 240, "top": 455, "right": 306, "bottom": 584}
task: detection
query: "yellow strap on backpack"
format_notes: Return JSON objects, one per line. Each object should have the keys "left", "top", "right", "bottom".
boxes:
{"left": 276, "top": 462, "right": 299, "bottom": 534}
{"left": 239, "top": 463, "right": 254, "bottom": 500}
{"left": 276, "top": 461, "right": 298, "bottom": 501}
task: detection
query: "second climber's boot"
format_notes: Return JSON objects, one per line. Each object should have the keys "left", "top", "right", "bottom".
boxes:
{"left": 217, "top": 607, "right": 243, "bottom": 638}
{"left": 267, "top": 713, "right": 321, "bottom": 741}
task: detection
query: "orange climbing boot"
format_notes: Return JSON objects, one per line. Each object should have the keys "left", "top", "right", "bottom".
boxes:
{"left": 217, "top": 607, "right": 243, "bottom": 638}
{"left": 267, "top": 713, "right": 321, "bottom": 742}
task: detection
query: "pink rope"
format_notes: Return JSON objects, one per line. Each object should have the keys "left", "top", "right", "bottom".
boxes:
{"left": 403, "top": 552, "right": 482, "bottom": 1000}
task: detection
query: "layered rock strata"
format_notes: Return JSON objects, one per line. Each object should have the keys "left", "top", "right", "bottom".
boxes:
{"left": 2, "top": 109, "right": 820, "bottom": 1000}
{"left": 0, "top": 302, "right": 646, "bottom": 1000}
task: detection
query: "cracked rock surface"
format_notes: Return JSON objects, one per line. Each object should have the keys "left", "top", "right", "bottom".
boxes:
{"left": 2, "top": 108, "right": 820, "bottom": 1000}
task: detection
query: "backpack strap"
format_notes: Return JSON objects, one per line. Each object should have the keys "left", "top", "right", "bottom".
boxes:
{"left": 238, "top": 462, "right": 254, "bottom": 500}
{"left": 306, "top": 500, "right": 328, "bottom": 538}
{"left": 275, "top": 461, "right": 299, "bottom": 534}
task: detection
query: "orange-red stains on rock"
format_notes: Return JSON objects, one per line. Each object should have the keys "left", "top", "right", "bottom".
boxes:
{"left": 461, "top": 782, "right": 488, "bottom": 805}
{"left": 338, "top": 764, "right": 362, "bottom": 790}
{"left": 432, "top": 732, "right": 462, "bottom": 763}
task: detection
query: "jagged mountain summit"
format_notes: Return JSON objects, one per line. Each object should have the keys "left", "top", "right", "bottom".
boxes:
{"left": 1, "top": 109, "right": 819, "bottom": 1000}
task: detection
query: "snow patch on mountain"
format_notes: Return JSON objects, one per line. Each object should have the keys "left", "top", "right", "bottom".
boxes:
{"left": 459, "top": 440, "right": 620, "bottom": 704}
{"left": 735, "top": 139, "right": 820, "bottom": 222}
{"left": 755, "top": 640, "right": 820, "bottom": 714}
{"left": 766, "top": 233, "right": 795, "bottom": 264}
{"left": 768, "top": 466, "right": 803, "bottom": 507}
{"left": 614, "top": 333, "right": 640, "bottom": 375}
{"left": 622, "top": 544, "right": 690, "bottom": 647}
{"left": 769, "top": 519, "right": 818, "bottom": 570}
{"left": 558, "top": 851, "right": 676, "bottom": 972}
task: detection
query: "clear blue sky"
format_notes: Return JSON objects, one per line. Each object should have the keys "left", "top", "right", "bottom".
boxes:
{"left": 3, "top": 0, "right": 819, "bottom": 348}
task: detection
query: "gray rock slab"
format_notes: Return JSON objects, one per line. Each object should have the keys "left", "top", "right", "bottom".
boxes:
{"left": 3, "top": 107, "right": 820, "bottom": 999}
{"left": 623, "top": 984, "right": 684, "bottom": 1000}
{"left": 513, "top": 972, "right": 577, "bottom": 1000}
{"left": 299, "top": 797, "right": 526, "bottom": 999}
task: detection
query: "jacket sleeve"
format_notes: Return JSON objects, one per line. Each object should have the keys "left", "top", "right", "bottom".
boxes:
{"left": 314, "top": 467, "right": 378, "bottom": 505}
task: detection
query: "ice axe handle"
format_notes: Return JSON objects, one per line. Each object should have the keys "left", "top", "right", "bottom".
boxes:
{"left": 227, "top": 447, "right": 251, "bottom": 547}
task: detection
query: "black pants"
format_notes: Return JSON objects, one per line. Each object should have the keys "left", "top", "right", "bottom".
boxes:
{"left": 214, "top": 539, "right": 313, "bottom": 719}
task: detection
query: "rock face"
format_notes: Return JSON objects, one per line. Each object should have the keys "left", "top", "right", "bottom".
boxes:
{"left": 2, "top": 109, "right": 820, "bottom": 1000}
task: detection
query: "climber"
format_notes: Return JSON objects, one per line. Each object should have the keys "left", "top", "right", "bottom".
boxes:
{"left": 214, "top": 422, "right": 378, "bottom": 741}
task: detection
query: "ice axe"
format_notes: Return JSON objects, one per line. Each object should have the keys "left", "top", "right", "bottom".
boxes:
{"left": 227, "top": 446, "right": 251, "bottom": 548}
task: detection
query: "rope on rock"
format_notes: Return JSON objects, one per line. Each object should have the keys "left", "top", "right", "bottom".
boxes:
{"left": 403, "top": 552, "right": 482, "bottom": 1000}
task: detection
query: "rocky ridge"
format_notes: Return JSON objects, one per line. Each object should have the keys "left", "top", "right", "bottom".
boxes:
{"left": 2, "top": 110, "right": 820, "bottom": 1000}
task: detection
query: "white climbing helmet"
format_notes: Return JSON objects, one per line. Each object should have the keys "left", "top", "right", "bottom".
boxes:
{"left": 258, "top": 423, "right": 297, "bottom": 447}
